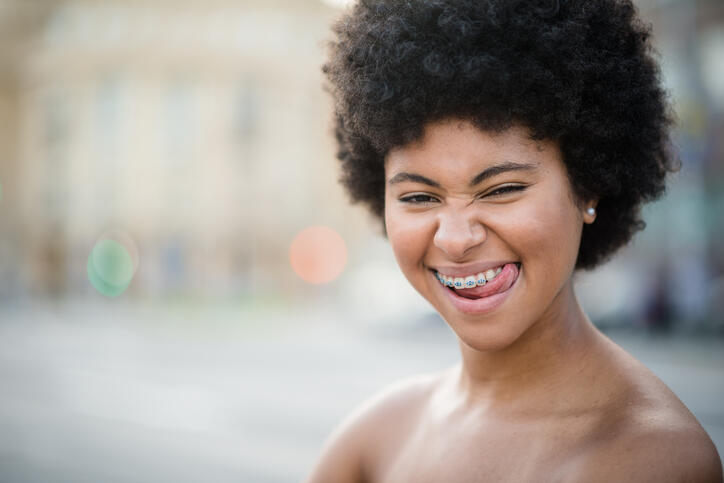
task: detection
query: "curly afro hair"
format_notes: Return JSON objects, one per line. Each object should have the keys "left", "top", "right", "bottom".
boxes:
{"left": 323, "top": 0, "right": 678, "bottom": 270}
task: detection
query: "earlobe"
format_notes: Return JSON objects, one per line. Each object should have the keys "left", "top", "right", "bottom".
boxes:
{"left": 583, "top": 205, "right": 597, "bottom": 224}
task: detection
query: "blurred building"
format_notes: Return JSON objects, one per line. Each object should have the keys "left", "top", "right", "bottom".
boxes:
{"left": 635, "top": 0, "right": 724, "bottom": 328}
{"left": 0, "top": 0, "right": 365, "bottom": 300}
{"left": 0, "top": 0, "right": 722, "bottom": 327}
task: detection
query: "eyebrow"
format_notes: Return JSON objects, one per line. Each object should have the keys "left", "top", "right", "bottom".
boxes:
{"left": 387, "top": 172, "right": 441, "bottom": 188}
{"left": 468, "top": 161, "right": 539, "bottom": 187}
{"left": 387, "top": 161, "right": 539, "bottom": 188}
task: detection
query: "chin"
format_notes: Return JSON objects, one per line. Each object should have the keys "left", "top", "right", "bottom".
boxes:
{"left": 448, "top": 318, "right": 533, "bottom": 353}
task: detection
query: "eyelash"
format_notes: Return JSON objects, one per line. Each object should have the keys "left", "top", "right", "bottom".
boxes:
{"left": 399, "top": 194, "right": 438, "bottom": 204}
{"left": 399, "top": 185, "right": 527, "bottom": 204}
{"left": 487, "top": 185, "right": 527, "bottom": 197}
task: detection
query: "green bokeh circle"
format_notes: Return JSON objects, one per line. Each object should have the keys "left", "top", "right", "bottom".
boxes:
{"left": 87, "top": 258, "right": 129, "bottom": 297}
{"left": 87, "top": 239, "right": 134, "bottom": 297}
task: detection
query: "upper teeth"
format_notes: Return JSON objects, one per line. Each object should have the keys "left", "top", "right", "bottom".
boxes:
{"left": 436, "top": 266, "right": 503, "bottom": 289}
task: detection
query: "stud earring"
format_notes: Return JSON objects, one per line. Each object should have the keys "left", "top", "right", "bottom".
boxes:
{"left": 586, "top": 207, "right": 596, "bottom": 216}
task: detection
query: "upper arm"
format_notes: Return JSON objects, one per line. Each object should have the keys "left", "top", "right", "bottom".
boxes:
{"left": 569, "top": 425, "right": 723, "bottom": 483}
{"left": 303, "top": 400, "right": 374, "bottom": 483}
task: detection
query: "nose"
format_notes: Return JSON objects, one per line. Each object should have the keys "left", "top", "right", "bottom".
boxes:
{"left": 433, "top": 208, "right": 487, "bottom": 260}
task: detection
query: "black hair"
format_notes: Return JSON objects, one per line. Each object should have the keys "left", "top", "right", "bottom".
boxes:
{"left": 324, "top": 0, "right": 677, "bottom": 269}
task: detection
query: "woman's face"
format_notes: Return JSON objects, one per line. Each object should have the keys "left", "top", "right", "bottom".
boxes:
{"left": 384, "top": 119, "right": 593, "bottom": 351}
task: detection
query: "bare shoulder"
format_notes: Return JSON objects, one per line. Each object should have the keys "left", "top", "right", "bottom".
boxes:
{"left": 568, "top": 338, "right": 722, "bottom": 482}
{"left": 304, "top": 369, "right": 444, "bottom": 483}
{"left": 570, "top": 408, "right": 722, "bottom": 482}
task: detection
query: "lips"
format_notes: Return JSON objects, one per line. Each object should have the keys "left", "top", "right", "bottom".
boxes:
{"left": 436, "top": 262, "right": 520, "bottom": 315}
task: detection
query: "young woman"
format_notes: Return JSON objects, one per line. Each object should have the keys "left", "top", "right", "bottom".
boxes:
{"left": 307, "top": 1, "right": 722, "bottom": 481}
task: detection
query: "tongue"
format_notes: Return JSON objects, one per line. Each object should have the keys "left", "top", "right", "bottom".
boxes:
{"left": 454, "top": 263, "right": 519, "bottom": 299}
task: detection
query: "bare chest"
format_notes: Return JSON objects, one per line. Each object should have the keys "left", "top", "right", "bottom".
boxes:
{"left": 372, "top": 416, "right": 588, "bottom": 483}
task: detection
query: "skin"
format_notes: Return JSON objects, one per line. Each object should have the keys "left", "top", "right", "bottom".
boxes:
{"left": 305, "top": 119, "right": 722, "bottom": 482}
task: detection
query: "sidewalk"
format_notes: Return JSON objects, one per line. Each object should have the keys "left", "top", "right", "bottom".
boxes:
{"left": 0, "top": 302, "right": 721, "bottom": 482}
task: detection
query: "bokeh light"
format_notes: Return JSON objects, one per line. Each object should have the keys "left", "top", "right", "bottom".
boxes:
{"left": 289, "top": 226, "right": 347, "bottom": 284}
{"left": 87, "top": 230, "right": 139, "bottom": 297}
{"left": 321, "top": 0, "right": 356, "bottom": 8}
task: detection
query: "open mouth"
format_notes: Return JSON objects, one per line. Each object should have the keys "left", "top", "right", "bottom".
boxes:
{"left": 434, "top": 262, "right": 521, "bottom": 300}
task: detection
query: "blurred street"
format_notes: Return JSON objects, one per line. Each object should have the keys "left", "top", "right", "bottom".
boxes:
{"left": 0, "top": 302, "right": 722, "bottom": 482}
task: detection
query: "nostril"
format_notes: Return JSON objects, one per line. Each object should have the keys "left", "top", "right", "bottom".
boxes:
{"left": 433, "top": 222, "right": 487, "bottom": 257}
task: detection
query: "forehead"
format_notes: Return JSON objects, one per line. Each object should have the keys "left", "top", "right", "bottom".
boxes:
{"left": 385, "top": 120, "right": 556, "bottom": 178}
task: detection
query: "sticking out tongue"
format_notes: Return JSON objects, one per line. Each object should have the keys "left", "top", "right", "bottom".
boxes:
{"left": 453, "top": 263, "right": 519, "bottom": 299}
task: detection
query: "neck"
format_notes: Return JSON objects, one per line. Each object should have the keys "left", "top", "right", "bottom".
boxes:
{"left": 452, "top": 280, "right": 599, "bottom": 410}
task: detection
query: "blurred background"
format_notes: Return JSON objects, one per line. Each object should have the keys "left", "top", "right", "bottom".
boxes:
{"left": 0, "top": 0, "right": 722, "bottom": 481}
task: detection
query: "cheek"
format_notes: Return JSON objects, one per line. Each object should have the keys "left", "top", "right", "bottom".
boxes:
{"left": 490, "top": 193, "right": 582, "bottom": 269}
{"left": 527, "top": 199, "right": 583, "bottom": 272}
{"left": 385, "top": 206, "right": 433, "bottom": 271}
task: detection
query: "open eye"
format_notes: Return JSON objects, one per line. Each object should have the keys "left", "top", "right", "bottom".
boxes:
{"left": 399, "top": 193, "right": 439, "bottom": 204}
{"left": 485, "top": 185, "right": 527, "bottom": 197}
